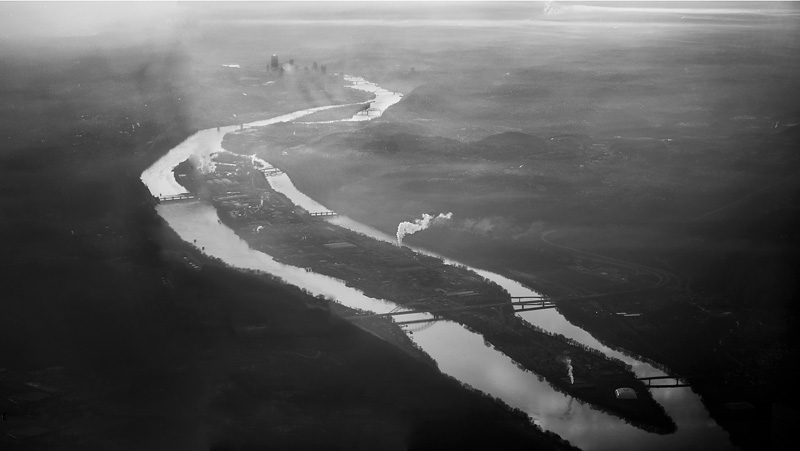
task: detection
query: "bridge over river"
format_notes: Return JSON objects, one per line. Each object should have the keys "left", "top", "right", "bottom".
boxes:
{"left": 142, "top": 73, "right": 735, "bottom": 450}
{"left": 309, "top": 211, "right": 338, "bottom": 217}
{"left": 259, "top": 167, "right": 284, "bottom": 177}
{"left": 346, "top": 296, "right": 556, "bottom": 325}
{"left": 157, "top": 193, "right": 196, "bottom": 203}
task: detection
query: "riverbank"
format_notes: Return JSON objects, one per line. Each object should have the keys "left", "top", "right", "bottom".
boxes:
{"left": 148, "top": 5, "right": 795, "bottom": 449}
{"left": 174, "top": 148, "right": 677, "bottom": 434}
{"left": 328, "top": 302, "right": 437, "bottom": 368}
{"left": 226, "top": 103, "right": 795, "bottom": 448}
{"left": 1, "top": 32, "right": 581, "bottom": 450}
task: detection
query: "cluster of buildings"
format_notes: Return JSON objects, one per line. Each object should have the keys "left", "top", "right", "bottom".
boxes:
{"left": 269, "top": 53, "right": 327, "bottom": 77}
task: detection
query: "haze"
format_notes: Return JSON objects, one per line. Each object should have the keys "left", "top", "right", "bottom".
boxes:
{"left": 1, "top": 2, "right": 798, "bottom": 450}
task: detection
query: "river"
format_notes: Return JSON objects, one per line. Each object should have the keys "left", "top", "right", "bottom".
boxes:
{"left": 141, "top": 76, "right": 735, "bottom": 451}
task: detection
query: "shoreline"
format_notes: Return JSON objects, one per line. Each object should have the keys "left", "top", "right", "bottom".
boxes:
{"left": 193, "top": 150, "right": 677, "bottom": 434}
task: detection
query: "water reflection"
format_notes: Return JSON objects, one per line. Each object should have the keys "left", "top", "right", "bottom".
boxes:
{"left": 410, "top": 321, "right": 732, "bottom": 451}
{"left": 159, "top": 200, "right": 725, "bottom": 451}
{"left": 143, "top": 76, "right": 735, "bottom": 450}
{"left": 158, "top": 201, "right": 398, "bottom": 315}
{"left": 255, "top": 125, "right": 735, "bottom": 451}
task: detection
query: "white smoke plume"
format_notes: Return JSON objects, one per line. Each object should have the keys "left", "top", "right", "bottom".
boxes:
{"left": 396, "top": 212, "right": 453, "bottom": 246}
{"left": 189, "top": 153, "right": 217, "bottom": 175}
{"left": 564, "top": 356, "right": 574, "bottom": 385}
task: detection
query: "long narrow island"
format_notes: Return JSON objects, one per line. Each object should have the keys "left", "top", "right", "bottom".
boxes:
{"left": 166, "top": 146, "right": 676, "bottom": 434}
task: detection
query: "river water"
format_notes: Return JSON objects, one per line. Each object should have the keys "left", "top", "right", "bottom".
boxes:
{"left": 141, "top": 76, "right": 734, "bottom": 451}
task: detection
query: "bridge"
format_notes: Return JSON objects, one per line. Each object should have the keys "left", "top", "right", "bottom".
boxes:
{"left": 346, "top": 296, "right": 556, "bottom": 322}
{"left": 511, "top": 298, "right": 558, "bottom": 313}
{"left": 395, "top": 315, "right": 443, "bottom": 327}
{"left": 600, "top": 374, "right": 696, "bottom": 388}
{"left": 158, "top": 193, "right": 196, "bottom": 203}
{"left": 310, "top": 211, "right": 338, "bottom": 217}
{"left": 357, "top": 107, "right": 382, "bottom": 116}
{"left": 259, "top": 168, "right": 284, "bottom": 177}
{"left": 637, "top": 375, "right": 692, "bottom": 388}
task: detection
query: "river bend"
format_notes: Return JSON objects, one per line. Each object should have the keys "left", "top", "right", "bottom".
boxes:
{"left": 141, "top": 76, "right": 734, "bottom": 451}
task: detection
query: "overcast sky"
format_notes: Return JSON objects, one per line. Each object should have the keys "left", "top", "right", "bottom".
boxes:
{"left": 0, "top": 1, "right": 792, "bottom": 39}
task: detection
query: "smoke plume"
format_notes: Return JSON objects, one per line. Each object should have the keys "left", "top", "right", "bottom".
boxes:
{"left": 396, "top": 212, "right": 453, "bottom": 246}
{"left": 189, "top": 153, "right": 216, "bottom": 175}
{"left": 564, "top": 357, "right": 574, "bottom": 385}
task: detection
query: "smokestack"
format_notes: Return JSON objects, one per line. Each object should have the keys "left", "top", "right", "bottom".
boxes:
{"left": 396, "top": 212, "right": 453, "bottom": 246}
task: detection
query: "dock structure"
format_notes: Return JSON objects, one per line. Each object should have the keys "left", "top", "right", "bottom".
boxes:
{"left": 158, "top": 193, "right": 196, "bottom": 203}
{"left": 310, "top": 211, "right": 338, "bottom": 217}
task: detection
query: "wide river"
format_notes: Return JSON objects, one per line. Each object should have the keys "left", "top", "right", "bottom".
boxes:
{"left": 141, "top": 76, "right": 735, "bottom": 451}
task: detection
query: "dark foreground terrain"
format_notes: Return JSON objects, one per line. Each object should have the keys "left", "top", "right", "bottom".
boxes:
{"left": 0, "top": 25, "right": 573, "bottom": 451}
